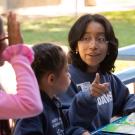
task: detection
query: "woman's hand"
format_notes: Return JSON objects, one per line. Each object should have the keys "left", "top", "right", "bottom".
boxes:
{"left": 91, "top": 73, "right": 109, "bottom": 97}
{"left": 7, "top": 11, "right": 23, "bottom": 45}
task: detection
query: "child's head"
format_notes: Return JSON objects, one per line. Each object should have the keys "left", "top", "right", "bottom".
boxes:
{"left": 32, "top": 43, "right": 71, "bottom": 96}
{"left": 0, "top": 16, "right": 8, "bottom": 66}
{"left": 68, "top": 14, "right": 118, "bottom": 74}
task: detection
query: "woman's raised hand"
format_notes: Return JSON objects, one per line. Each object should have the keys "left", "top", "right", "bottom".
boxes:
{"left": 91, "top": 73, "right": 109, "bottom": 97}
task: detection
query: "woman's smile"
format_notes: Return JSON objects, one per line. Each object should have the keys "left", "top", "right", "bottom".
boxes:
{"left": 86, "top": 52, "right": 101, "bottom": 58}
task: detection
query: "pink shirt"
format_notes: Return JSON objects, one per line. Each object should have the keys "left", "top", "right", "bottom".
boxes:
{"left": 0, "top": 44, "right": 43, "bottom": 119}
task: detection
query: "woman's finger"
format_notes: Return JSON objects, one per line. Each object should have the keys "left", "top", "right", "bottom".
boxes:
{"left": 92, "top": 83, "right": 109, "bottom": 95}
{"left": 93, "top": 73, "right": 100, "bottom": 84}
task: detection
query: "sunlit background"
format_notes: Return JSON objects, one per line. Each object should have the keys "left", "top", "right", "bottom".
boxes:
{"left": 0, "top": 0, "right": 135, "bottom": 93}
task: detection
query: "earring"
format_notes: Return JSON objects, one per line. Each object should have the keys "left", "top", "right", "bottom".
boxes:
{"left": 76, "top": 51, "right": 78, "bottom": 54}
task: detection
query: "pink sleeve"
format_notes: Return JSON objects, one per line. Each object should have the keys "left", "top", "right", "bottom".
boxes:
{"left": 0, "top": 44, "right": 43, "bottom": 119}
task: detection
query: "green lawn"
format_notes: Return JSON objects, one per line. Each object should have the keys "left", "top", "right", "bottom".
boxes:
{"left": 21, "top": 10, "right": 135, "bottom": 72}
{"left": 102, "top": 10, "right": 135, "bottom": 48}
{"left": 21, "top": 10, "right": 135, "bottom": 48}
{"left": 22, "top": 16, "right": 75, "bottom": 46}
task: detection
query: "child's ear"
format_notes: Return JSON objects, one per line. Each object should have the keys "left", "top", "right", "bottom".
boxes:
{"left": 48, "top": 73, "right": 55, "bottom": 85}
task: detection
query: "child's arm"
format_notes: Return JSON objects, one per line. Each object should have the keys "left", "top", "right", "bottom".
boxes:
{"left": 0, "top": 44, "right": 43, "bottom": 119}
{"left": 13, "top": 115, "right": 44, "bottom": 135}
{"left": 66, "top": 125, "right": 91, "bottom": 135}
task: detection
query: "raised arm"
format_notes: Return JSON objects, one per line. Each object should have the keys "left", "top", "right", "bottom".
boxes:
{"left": 0, "top": 44, "right": 43, "bottom": 119}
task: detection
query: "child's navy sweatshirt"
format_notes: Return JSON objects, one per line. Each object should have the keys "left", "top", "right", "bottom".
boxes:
{"left": 13, "top": 90, "right": 94, "bottom": 135}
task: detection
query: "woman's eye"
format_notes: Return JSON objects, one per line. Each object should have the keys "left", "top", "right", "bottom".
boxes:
{"left": 98, "top": 37, "right": 105, "bottom": 42}
{"left": 82, "top": 37, "right": 89, "bottom": 41}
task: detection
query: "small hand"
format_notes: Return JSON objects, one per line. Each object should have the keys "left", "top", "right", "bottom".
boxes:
{"left": 91, "top": 73, "right": 109, "bottom": 97}
{"left": 7, "top": 11, "right": 23, "bottom": 45}
{"left": 82, "top": 131, "right": 91, "bottom": 135}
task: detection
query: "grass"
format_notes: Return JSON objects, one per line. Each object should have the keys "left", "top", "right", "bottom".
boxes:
{"left": 102, "top": 10, "right": 135, "bottom": 47}
{"left": 21, "top": 16, "right": 75, "bottom": 45}
{"left": 20, "top": 10, "right": 135, "bottom": 72}
{"left": 102, "top": 10, "right": 135, "bottom": 71}
{"left": 20, "top": 10, "right": 135, "bottom": 48}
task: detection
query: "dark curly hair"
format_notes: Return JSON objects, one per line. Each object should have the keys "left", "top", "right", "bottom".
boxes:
{"left": 32, "top": 43, "right": 67, "bottom": 83}
{"left": 68, "top": 14, "right": 118, "bottom": 74}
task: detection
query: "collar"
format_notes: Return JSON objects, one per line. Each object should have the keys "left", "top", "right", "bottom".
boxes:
{"left": 40, "top": 91, "right": 62, "bottom": 109}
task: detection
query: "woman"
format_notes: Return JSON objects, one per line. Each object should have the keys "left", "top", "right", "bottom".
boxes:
{"left": 59, "top": 14, "right": 135, "bottom": 132}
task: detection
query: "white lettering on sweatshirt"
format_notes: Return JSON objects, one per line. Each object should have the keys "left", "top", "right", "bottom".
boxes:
{"left": 97, "top": 91, "right": 113, "bottom": 106}
{"left": 77, "top": 82, "right": 113, "bottom": 106}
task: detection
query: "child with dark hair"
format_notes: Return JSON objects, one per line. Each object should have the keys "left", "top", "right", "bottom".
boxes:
{"left": 59, "top": 14, "right": 135, "bottom": 132}
{"left": 13, "top": 43, "right": 92, "bottom": 135}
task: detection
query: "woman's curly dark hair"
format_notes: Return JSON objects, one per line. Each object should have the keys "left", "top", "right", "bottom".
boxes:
{"left": 68, "top": 14, "right": 118, "bottom": 74}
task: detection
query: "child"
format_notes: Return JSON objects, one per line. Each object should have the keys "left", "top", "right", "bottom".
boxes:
{"left": 59, "top": 14, "right": 135, "bottom": 132}
{"left": 0, "top": 12, "right": 43, "bottom": 118}
{"left": 0, "top": 12, "right": 43, "bottom": 134}
{"left": 13, "top": 43, "right": 91, "bottom": 135}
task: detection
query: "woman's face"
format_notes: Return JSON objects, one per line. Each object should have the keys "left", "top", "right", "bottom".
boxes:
{"left": 77, "top": 21, "right": 108, "bottom": 72}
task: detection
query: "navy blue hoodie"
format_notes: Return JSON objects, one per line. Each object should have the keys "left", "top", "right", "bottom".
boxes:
{"left": 59, "top": 64, "right": 135, "bottom": 132}
{"left": 13, "top": 91, "right": 94, "bottom": 135}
